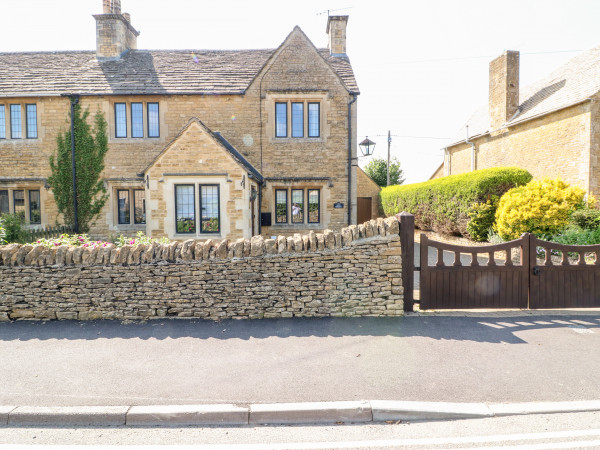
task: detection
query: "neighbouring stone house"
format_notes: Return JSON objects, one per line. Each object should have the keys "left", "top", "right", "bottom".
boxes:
{"left": 0, "top": 0, "right": 363, "bottom": 241}
{"left": 433, "top": 46, "right": 600, "bottom": 194}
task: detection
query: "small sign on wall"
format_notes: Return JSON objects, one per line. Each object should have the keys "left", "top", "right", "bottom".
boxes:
{"left": 333, "top": 202, "right": 344, "bottom": 209}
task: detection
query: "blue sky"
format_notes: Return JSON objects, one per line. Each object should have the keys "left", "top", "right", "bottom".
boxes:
{"left": 3, "top": 0, "right": 600, "bottom": 183}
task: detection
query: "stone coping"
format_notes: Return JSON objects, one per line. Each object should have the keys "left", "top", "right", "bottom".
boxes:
{"left": 0, "top": 217, "right": 400, "bottom": 268}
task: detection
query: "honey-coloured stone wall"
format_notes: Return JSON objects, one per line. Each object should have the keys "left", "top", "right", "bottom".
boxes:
{"left": 0, "top": 217, "right": 403, "bottom": 321}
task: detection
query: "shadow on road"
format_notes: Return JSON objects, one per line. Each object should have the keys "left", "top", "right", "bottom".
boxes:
{"left": 0, "top": 314, "right": 598, "bottom": 344}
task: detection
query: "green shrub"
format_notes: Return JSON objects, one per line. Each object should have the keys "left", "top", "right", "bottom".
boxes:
{"left": 495, "top": 178, "right": 585, "bottom": 240}
{"left": 113, "top": 231, "right": 170, "bottom": 247}
{"left": 380, "top": 167, "right": 532, "bottom": 237}
{"left": 466, "top": 195, "right": 499, "bottom": 242}
{"left": 552, "top": 225, "right": 600, "bottom": 246}
{"left": 569, "top": 207, "right": 600, "bottom": 230}
{"left": 33, "top": 231, "right": 170, "bottom": 249}
{"left": 0, "top": 213, "right": 27, "bottom": 244}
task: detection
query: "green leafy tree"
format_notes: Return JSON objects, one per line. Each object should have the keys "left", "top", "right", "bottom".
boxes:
{"left": 363, "top": 157, "right": 405, "bottom": 187}
{"left": 48, "top": 106, "right": 109, "bottom": 233}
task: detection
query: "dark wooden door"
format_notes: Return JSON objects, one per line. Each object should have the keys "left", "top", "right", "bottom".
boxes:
{"left": 357, "top": 197, "right": 372, "bottom": 224}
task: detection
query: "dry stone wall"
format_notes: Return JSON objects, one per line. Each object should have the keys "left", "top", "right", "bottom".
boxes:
{"left": 0, "top": 217, "right": 403, "bottom": 321}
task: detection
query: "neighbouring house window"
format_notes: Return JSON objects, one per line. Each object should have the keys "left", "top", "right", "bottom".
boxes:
{"left": 133, "top": 189, "right": 145, "bottom": 224}
{"left": 115, "top": 103, "right": 127, "bottom": 138}
{"left": 117, "top": 190, "right": 130, "bottom": 224}
{"left": 10, "top": 105, "right": 21, "bottom": 139}
{"left": 13, "top": 190, "right": 25, "bottom": 219}
{"left": 28, "top": 190, "right": 41, "bottom": 224}
{"left": 199, "top": 184, "right": 220, "bottom": 233}
{"left": 131, "top": 103, "right": 143, "bottom": 138}
{"left": 275, "top": 189, "right": 288, "bottom": 223}
{"left": 291, "top": 102, "right": 304, "bottom": 138}
{"left": 0, "top": 188, "right": 43, "bottom": 224}
{"left": 26, "top": 104, "right": 37, "bottom": 139}
{"left": 291, "top": 189, "right": 304, "bottom": 223}
{"left": 275, "top": 103, "right": 287, "bottom": 137}
{"left": 175, "top": 184, "right": 196, "bottom": 234}
{"left": 308, "top": 103, "right": 320, "bottom": 137}
{"left": 0, "top": 190, "right": 8, "bottom": 213}
{"left": 308, "top": 189, "right": 320, "bottom": 223}
{"left": 0, "top": 105, "right": 5, "bottom": 139}
{"left": 147, "top": 103, "right": 159, "bottom": 138}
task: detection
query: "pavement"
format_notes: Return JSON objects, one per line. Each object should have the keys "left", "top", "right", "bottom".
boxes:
{"left": 1, "top": 312, "right": 600, "bottom": 426}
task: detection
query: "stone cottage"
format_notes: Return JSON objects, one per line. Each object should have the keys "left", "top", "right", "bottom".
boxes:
{"left": 0, "top": 0, "right": 362, "bottom": 241}
{"left": 434, "top": 46, "right": 600, "bottom": 194}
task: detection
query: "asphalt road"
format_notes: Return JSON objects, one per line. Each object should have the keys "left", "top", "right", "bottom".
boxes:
{"left": 0, "top": 313, "right": 599, "bottom": 406}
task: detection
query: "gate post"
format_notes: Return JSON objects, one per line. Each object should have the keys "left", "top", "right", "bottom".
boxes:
{"left": 397, "top": 212, "right": 415, "bottom": 312}
{"left": 521, "top": 232, "right": 533, "bottom": 309}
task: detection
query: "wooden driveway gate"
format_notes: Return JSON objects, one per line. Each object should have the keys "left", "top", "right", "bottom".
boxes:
{"left": 419, "top": 232, "right": 600, "bottom": 310}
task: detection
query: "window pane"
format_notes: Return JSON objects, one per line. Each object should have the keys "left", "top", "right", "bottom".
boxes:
{"left": 308, "top": 103, "right": 320, "bottom": 137}
{"left": 28, "top": 190, "right": 41, "bottom": 224}
{"left": 117, "top": 190, "right": 130, "bottom": 224}
{"left": 291, "top": 189, "right": 304, "bottom": 223}
{"left": 115, "top": 103, "right": 127, "bottom": 138}
{"left": 26, "top": 104, "right": 37, "bottom": 139}
{"left": 308, "top": 189, "right": 320, "bottom": 223}
{"left": 175, "top": 185, "right": 195, "bottom": 233}
{"left": 291, "top": 102, "right": 304, "bottom": 138}
{"left": 275, "top": 103, "right": 287, "bottom": 137}
{"left": 10, "top": 105, "right": 21, "bottom": 139}
{"left": 13, "top": 190, "right": 25, "bottom": 219}
{"left": 200, "top": 185, "right": 220, "bottom": 233}
{"left": 131, "top": 103, "right": 143, "bottom": 138}
{"left": 147, "top": 103, "right": 159, "bottom": 137}
{"left": 134, "top": 190, "right": 145, "bottom": 224}
{"left": 0, "top": 190, "right": 8, "bottom": 214}
{"left": 0, "top": 105, "right": 5, "bottom": 139}
{"left": 275, "top": 189, "right": 287, "bottom": 223}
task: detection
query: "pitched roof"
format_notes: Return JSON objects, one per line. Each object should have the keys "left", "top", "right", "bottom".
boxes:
{"left": 449, "top": 45, "right": 600, "bottom": 146}
{"left": 0, "top": 48, "right": 359, "bottom": 97}
{"left": 141, "top": 117, "right": 263, "bottom": 182}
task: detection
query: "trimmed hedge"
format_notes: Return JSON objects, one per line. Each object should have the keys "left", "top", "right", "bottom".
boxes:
{"left": 380, "top": 167, "right": 532, "bottom": 237}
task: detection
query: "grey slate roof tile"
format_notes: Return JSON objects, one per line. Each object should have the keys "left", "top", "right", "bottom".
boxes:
{"left": 0, "top": 48, "right": 359, "bottom": 97}
{"left": 449, "top": 45, "right": 600, "bottom": 147}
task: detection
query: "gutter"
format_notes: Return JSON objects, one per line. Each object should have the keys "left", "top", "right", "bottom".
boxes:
{"left": 347, "top": 93, "right": 358, "bottom": 225}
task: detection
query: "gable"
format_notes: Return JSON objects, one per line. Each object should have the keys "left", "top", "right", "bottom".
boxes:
{"left": 248, "top": 27, "right": 358, "bottom": 95}
{"left": 142, "top": 119, "right": 262, "bottom": 181}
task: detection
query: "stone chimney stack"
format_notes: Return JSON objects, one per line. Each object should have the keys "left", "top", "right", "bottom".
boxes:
{"left": 489, "top": 50, "right": 520, "bottom": 130}
{"left": 94, "top": 0, "right": 139, "bottom": 60}
{"left": 326, "top": 15, "right": 349, "bottom": 57}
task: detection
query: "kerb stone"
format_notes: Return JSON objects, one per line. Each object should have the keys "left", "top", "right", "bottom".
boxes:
{"left": 126, "top": 404, "right": 248, "bottom": 426}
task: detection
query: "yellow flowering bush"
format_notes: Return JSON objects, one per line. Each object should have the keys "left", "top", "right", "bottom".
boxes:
{"left": 495, "top": 178, "right": 586, "bottom": 240}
